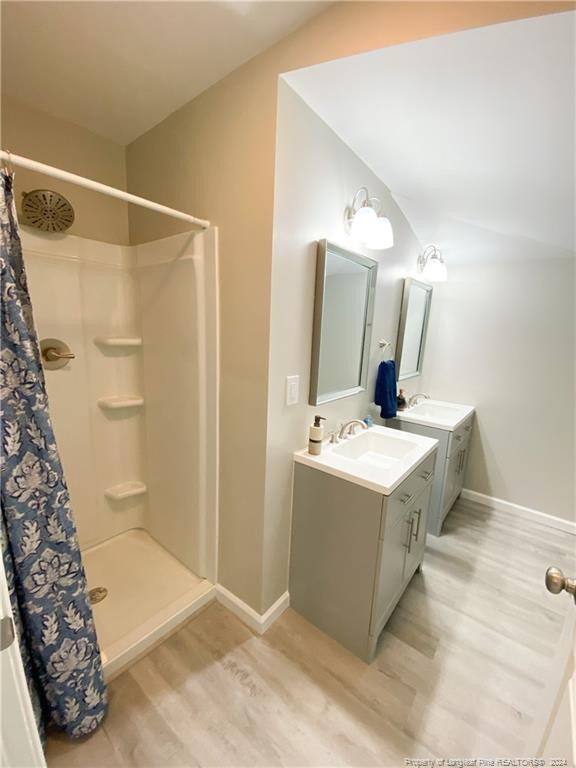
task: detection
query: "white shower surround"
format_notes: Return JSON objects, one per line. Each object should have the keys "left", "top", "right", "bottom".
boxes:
{"left": 136, "top": 229, "right": 219, "bottom": 581}
{"left": 22, "top": 228, "right": 146, "bottom": 545}
{"left": 21, "top": 226, "right": 219, "bottom": 672}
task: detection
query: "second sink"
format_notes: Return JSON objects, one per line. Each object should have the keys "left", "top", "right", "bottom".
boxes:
{"left": 395, "top": 399, "right": 474, "bottom": 431}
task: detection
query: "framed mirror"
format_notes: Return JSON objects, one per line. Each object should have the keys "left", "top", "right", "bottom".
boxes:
{"left": 395, "top": 278, "right": 433, "bottom": 381}
{"left": 309, "top": 240, "right": 378, "bottom": 405}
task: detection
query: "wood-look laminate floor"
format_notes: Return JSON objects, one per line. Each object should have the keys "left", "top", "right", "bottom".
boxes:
{"left": 46, "top": 499, "right": 575, "bottom": 767}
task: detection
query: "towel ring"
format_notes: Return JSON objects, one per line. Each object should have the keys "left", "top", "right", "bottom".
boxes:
{"left": 379, "top": 339, "right": 393, "bottom": 358}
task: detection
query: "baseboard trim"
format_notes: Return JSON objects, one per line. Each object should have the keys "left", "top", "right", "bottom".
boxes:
{"left": 461, "top": 488, "right": 576, "bottom": 536}
{"left": 215, "top": 585, "right": 290, "bottom": 635}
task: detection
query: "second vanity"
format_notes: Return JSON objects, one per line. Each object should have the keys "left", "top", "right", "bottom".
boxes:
{"left": 388, "top": 399, "right": 475, "bottom": 536}
{"left": 290, "top": 425, "right": 438, "bottom": 662}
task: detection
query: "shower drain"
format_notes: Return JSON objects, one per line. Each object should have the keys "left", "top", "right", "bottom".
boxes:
{"left": 89, "top": 587, "right": 108, "bottom": 605}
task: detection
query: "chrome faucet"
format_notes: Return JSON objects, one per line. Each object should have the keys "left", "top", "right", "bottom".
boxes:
{"left": 338, "top": 419, "right": 368, "bottom": 440}
{"left": 407, "top": 393, "right": 430, "bottom": 407}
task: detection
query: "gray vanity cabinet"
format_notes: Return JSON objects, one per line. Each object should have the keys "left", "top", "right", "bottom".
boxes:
{"left": 389, "top": 413, "right": 473, "bottom": 536}
{"left": 290, "top": 452, "right": 436, "bottom": 663}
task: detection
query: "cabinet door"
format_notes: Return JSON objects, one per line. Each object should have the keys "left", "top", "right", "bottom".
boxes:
{"left": 370, "top": 515, "right": 408, "bottom": 634}
{"left": 404, "top": 484, "right": 432, "bottom": 583}
{"left": 455, "top": 438, "right": 470, "bottom": 496}
{"left": 291, "top": 464, "right": 384, "bottom": 660}
{"left": 442, "top": 449, "right": 460, "bottom": 517}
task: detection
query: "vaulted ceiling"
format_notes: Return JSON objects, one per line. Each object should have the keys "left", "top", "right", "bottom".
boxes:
{"left": 284, "top": 12, "right": 575, "bottom": 251}
{"left": 2, "top": 1, "right": 328, "bottom": 145}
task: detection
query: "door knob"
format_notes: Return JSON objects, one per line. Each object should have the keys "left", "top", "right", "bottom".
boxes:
{"left": 545, "top": 567, "right": 576, "bottom": 602}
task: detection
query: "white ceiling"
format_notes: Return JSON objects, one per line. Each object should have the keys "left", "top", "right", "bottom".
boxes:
{"left": 285, "top": 12, "right": 575, "bottom": 251}
{"left": 2, "top": 1, "right": 328, "bottom": 145}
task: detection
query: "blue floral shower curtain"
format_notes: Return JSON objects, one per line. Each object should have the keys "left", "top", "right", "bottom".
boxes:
{"left": 0, "top": 170, "right": 107, "bottom": 739}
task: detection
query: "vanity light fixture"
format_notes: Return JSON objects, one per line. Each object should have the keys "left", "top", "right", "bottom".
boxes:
{"left": 346, "top": 187, "right": 394, "bottom": 250}
{"left": 417, "top": 244, "right": 448, "bottom": 283}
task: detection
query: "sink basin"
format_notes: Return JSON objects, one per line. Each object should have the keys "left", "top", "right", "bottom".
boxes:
{"left": 333, "top": 430, "right": 416, "bottom": 468}
{"left": 394, "top": 399, "right": 474, "bottom": 432}
{"left": 408, "top": 402, "right": 461, "bottom": 420}
{"left": 294, "top": 425, "right": 438, "bottom": 496}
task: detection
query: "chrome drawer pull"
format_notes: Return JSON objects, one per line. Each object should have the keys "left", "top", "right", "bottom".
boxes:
{"left": 454, "top": 435, "right": 462, "bottom": 441}
{"left": 404, "top": 518, "right": 414, "bottom": 552}
{"left": 458, "top": 449, "right": 465, "bottom": 474}
{"left": 400, "top": 492, "right": 415, "bottom": 505}
{"left": 413, "top": 508, "right": 422, "bottom": 540}
{"left": 419, "top": 471, "right": 432, "bottom": 481}
{"left": 464, "top": 425, "right": 471, "bottom": 432}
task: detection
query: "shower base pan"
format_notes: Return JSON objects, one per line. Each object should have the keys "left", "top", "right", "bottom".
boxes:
{"left": 82, "top": 529, "right": 214, "bottom": 678}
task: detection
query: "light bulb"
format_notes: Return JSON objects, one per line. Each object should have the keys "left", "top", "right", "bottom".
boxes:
{"left": 366, "top": 216, "right": 394, "bottom": 250}
{"left": 422, "top": 254, "right": 447, "bottom": 282}
{"left": 350, "top": 205, "right": 377, "bottom": 242}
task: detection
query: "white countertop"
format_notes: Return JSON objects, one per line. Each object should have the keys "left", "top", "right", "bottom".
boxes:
{"left": 294, "top": 424, "right": 438, "bottom": 496}
{"left": 393, "top": 399, "right": 475, "bottom": 432}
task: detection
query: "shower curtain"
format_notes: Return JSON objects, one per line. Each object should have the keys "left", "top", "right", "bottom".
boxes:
{"left": 0, "top": 170, "right": 107, "bottom": 738}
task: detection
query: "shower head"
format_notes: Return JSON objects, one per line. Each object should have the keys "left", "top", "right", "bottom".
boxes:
{"left": 21, "top": 189, "right": 75, "bottom": 233}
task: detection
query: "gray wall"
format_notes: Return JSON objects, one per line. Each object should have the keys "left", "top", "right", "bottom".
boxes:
{"left": 262, "top": 82, "right": 422, "bottom": 610}
{"left": 418, "top": 216, "right": 575, "bottom": 522}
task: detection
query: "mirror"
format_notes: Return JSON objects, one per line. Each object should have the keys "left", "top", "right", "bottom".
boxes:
{"left": 309, "top": 240, "right": 377, "bottom": 405}
{"left": 395, "top": 278, "right": 433, "bottom": 381}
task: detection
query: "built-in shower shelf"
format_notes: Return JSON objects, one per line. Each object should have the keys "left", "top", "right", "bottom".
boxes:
{"left": 104, "top": 481, "right": 147, "bottom": 501}
{"left": 94, "top": 336, "right": 143, "bottom": 348}
{"left": 97, "top": 396, "right": 144, "bottom": 410}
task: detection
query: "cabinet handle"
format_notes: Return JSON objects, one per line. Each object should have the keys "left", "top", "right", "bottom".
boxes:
{"left": 457, "top": 448, "right": 466, "bottom": 474}
{"left": 413, "top": 508, "right": 422, "bottom": 540}
{"left": 400, "top": 492, "right": 415, "bottom": 505}
{"left": 404, "top": 517, "right": 414, "bottom": 553}
{"left": 419, "top": 471, "right": 432, "bottom": 481}
{"left": 454, "top": 435, "right": 462, "bottom": 442}
{"left": 465, "top": 425, "right": 471, "bottom": 432}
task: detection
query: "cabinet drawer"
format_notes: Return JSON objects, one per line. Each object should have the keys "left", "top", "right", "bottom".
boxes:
{"left": 381, "top": 452, "right": 436, "bottom": 535}
{"left": 447, "top": 416, "right": 473, "bottom": 458}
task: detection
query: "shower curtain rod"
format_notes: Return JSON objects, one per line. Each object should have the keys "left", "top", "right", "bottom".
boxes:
{"left": 0, "top": 150, "right": 210, "bottom": 229}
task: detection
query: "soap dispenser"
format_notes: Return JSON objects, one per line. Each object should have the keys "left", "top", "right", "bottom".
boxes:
{"left": 308, "top": 415, "right": 326, "bottom": 456}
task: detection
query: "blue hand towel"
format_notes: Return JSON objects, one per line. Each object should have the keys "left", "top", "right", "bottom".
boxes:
{"left": 374, "top": 360, "right": 397, "bottom": 419}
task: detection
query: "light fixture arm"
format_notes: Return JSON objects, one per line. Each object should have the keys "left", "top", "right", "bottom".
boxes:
{"left": 346, "top": 187, "right": 382, "bottom": 232}
{"left": 344, "top": 186, "right": 394, "bottom": 250}
{"left": 351, "top": 187, "right": 370, "bottom": 211}
{"left": 350, "top": 187, "right": 382, "bottom": 216}
{"left": 417, "top": 244, "right": 443, "bottom": 273}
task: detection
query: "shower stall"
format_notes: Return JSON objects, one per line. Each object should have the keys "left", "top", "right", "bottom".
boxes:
{"left": 10, "top": 154, "right": 219, "bottom": 678}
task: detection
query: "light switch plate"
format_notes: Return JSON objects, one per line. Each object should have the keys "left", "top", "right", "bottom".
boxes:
{"left": 286, "top": 375, "right": 299, "bottom": 406}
